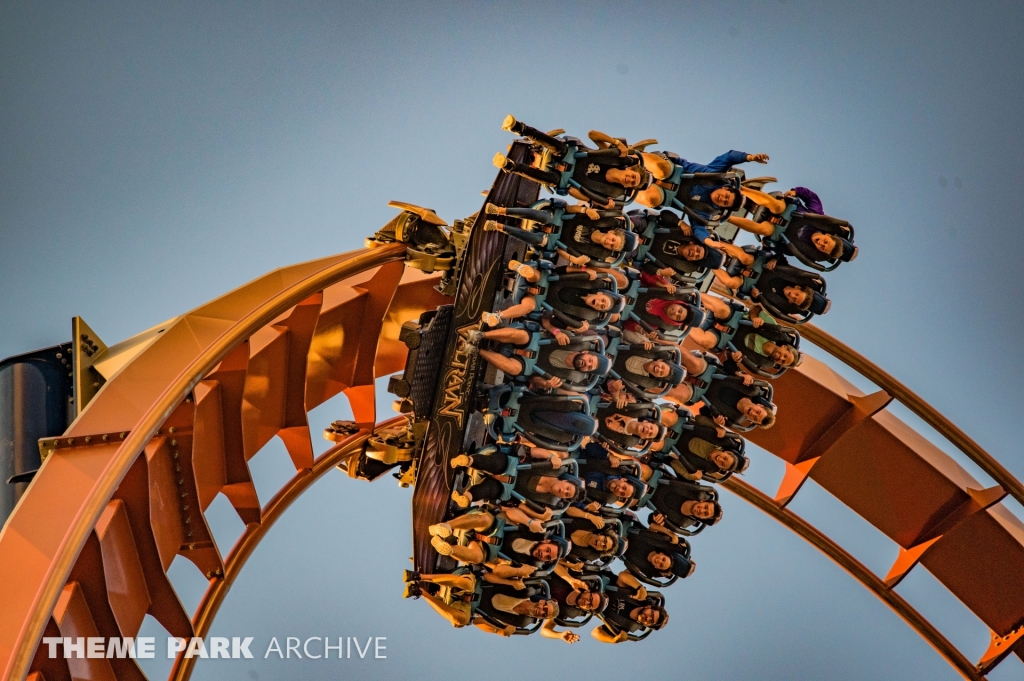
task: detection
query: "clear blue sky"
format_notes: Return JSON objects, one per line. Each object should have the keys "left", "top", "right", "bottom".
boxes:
{"left": 2, "top": 2, "right": 1023, "bottom": 680}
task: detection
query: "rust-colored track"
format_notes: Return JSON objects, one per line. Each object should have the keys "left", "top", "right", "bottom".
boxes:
{"left": 722, "top": 477, "right": 984, "bottom": 681}
{"left": 168, "top": 417, "right": 402, "bottom": 681}
{"left": 0, "top": 244, "right": 450, "bottom": 681}
{"left": 737, "top": 326, "right": 1024, "bottom": 677}
{"left": 0, "top": 246, "right": 1021, "bottom": 681}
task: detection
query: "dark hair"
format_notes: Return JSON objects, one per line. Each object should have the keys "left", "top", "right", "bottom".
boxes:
{"left": 537, "top": 535, "right": 571, "bottom": 560}
{"left": 588, "top": 290, "right": 626, "bottom": 314}
{"left": 574, "top": 351, "right": 609, "bottom": 374}
{"left": 664, "top": 301, "right": 693, "bottom": 326}
{"left": 681, "top": 243, "right": 706, "bottom": 261}
{"left": 610, "top": 476, "right": 636, "bottom": 499}
{"left": 620, "top": 230, "right": 639, "bottom": 254}
{"left": 689, "top": 500, "right": 724, "bottom": 525}
{"left": 824, "top": 234, "right": 845, "bottom": 259}
{"left": 647, "top": 549, "right": 672, "bottom": 573}
{"left": 713, "top": 184, "right": 743, "bottom": 211}
{"left": 627, "top": 162, "right": 653, "bottom": 189}
{"left": 670, "top": 554, "right": 696, "bottom": 579}
{"left": 639, "top": 421, "right": 668, "bottom": 442}
{"left": 648, "top": 606, "right": 670, "bottom": 630}
{"left": 791, "top": 286, "right": 816, "bottom": 311}
{"left": 620, "top": 474, "right": 648, "bottom": 503}
{"left": 594, "top": 529, "right": 621, "bottom": 557}
{"left": 664, "top": 362, "right": 685, "bottom": 386}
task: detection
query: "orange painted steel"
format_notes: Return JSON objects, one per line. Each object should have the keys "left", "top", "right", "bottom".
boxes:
{"left": 722, "top": 476, "right": 984, "bottom": 681}
{"left": 751, "top": 351, "right": 1024, "bottom": 623}
{"left": 740, "top": 349, "right": 1024, "bottom": 675}
{"left": 796, "top": 323, "right": 1024, "bottom": 510}
{"left": 168, "top": 420, "right": 399, "bottom": 681}
{"left": 0, "top": 243, "right": 453, "bottom": 681}
{"left": 1, "top": 241, "right": 1023, "bottom": 681}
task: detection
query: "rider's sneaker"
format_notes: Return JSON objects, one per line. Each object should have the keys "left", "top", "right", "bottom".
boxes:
{"left": 508, "top": 260, "right": 534, "bottom": 278}
{"left": 493, "top": 152, "right": 511, "bottom": 171}
{"left": 449, "top": 454, "right": 472, "bottom": 469}
{"left": 431, "top": 535, "right": 454, "bottom": 555}
{"left": 485, "top": 203, "right": 506, "bottom": 215}
{"left": 483, "top": 220, "right": 503, "bottom": 232}
{"left": 402, "top": 582, "right": 421, "bottom": 599}
{"left": 501, "top": 114, "right": 517, "bottom": 132}
{"left": 429, "top": 522, "right": 453, "bottom": 538}
{"left": 402, "top": 569, "right": 420, "bottom": 583}
{"left": 481, "top": 311, "right": 502, "bottom": 327}
{"left": 450, "top": 490, "right": 472, "bottom": 509}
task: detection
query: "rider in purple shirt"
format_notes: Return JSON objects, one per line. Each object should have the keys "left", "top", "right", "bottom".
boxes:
{"left": 788, "top": 186, "right": 823, "bottom": 215}
{"left": 717, "top": 184, "right": 856, "bottom": 263}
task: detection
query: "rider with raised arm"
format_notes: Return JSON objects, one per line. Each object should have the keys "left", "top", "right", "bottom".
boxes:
{"left": 496, "top": 117, "right": 651, "bottom": 208}
{"left": 636, "top": 149, "right": 769, "bottom": 221}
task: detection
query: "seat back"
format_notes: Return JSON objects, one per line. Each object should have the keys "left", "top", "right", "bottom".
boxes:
{"left": 782, "top": 212, "right": 856, "bottom": 272}
{"left": 610, "top": 345, "right": 683, "bottom": 398}
{"left": 595, "top": 402, "right": 662, "bottom": 456}
{"left": 654, "top": 407, "right": 694, "bottom": 454}
{"left": 756, "top": 264, "right": 829, "bottom": 325}
{"left": 477, "top": 581, "right": 550, "bottom": 635}
{"left": 533, "top": 336, "right": 608, "bottom": 393}
{"left": 537, "top": 271, "right": 621, "bottom": 329}
{"left": 553, "top": 213, "right": 632, "bottom": 267}
{"left": 629, "top": 287, "right": 703, "bottom": 340}
{"left": 732, "top": 322, "right": 801, "bottom": 378}
{"left": 553, "top": 572, "right": 606, "bottom": 628}
{"left": 671, "top": 172, "right": 743, "bottom": 225}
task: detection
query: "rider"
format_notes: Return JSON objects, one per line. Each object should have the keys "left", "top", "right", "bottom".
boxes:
{"left": 482, "top": 262, "right": 624, "bottom": 332}
{"left": 660, "top": 413, "right": 749, "bottom": 482}
{"left": 636, "top": 149, "right": 770, "bottom": 222}
{"left": 405, "top": 572, "right": 560, "bottom": 637}
{"left": 464, "top": 326, "right": 610, "bottom": 391}
{"left": 540, "top": 576, "right": 608, "bottom": 644}
{"left": 622, "top": 522, "right": 696, "bottom": 582}
{"left": 727, "top": 191, "right": 856, "bottom": 263}
{"left": 496, "top": 117, "right": 651, "bottom": 207}
{"left": 711, "top": 243, "right": 830, "bottom": 321}
{"left": 648, "top": 477, "right": 723, "bottom": 532}
{"left": 483, "top": 200, "right": 637, "bottom": 267}
{"left": 592, "top": 570, "right": 669, "bottom": 643}
{"left": 448, "top": 447, "right": 583, "bottom": 510}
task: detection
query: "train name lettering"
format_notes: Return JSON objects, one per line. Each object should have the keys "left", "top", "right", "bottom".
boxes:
{"left": 437, "top": 333, "right": 474, "bottom": 427}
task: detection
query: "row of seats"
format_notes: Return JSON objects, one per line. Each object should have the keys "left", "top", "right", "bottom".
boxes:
{"left": 403, "top": 116, "right": 858, "bottom": 643}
